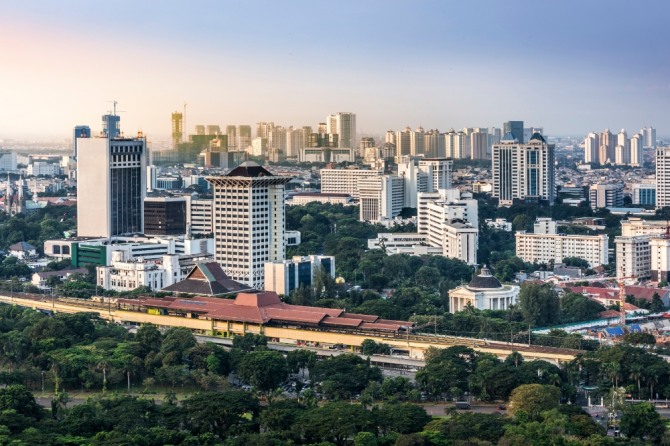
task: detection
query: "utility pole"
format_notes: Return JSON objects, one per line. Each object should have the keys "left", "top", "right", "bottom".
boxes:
{"left": 528, "top": 323, "right": 531, "bottom": 346}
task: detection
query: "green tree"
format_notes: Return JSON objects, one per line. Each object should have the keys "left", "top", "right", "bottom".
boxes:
{"left": 518, "top": 283, "right": 560, "bottom": 326}
{"left": 377, "top": 403, "right": 430, "bottom": 435}
{"left": 237, "top": 350, "right": 288, "bottom": 393}
{"left": 181, "top": 391, "right": 260, "bottom": 438}
{"left": 509, "top": 384, "right": 560, "bottom": 420}
{"left": 0, "top": 385, "right": 43, "bottom": 420}
{"left": 560, "top": 292, "right": 605, "bottom": 323}
{"left": 619, "top": 402, "right": 666, "bottom": 443}
{"left": 299, "top": 402, "right": 374, "bottom": 446}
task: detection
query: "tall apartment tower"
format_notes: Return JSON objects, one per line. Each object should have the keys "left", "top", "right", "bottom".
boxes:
{"left": 656, "top": 147, "right": 670, "bottom": 209}
{"left": 642, "top": 127, "right": 657, "bottom": 148}
{"left": 445, "top": 129, "right": 468, "bottom": 159}
{"left": 327, "top": 112, "right": 356, "bottom": 149}
{"left": 395, "top": 127, "right": 412, "bottom": 158}
{"left": 206, "top": 162, "right": 292, "bottom": 288}
{"left": 598, "top": 129, "right": 615, "bottom": 164}
{"left": 584, "top": 132, "right": 599, "bottom": 164}
{"left": 73, "top": 125, "right": 91, "bottom": 158}
{"left": 503, "top": 121, "right": 524, "bottom": 144}
{"left": 77, "top": 114, "right": 147, "bottom": 237}
{"left": 630, "top": 133, "right": 643, "bottom": 167}
{"left": 171, "top": 112, "right": 183, "bottom": 149}
{"left": 410, "top": 127, "right": 425, "bottom": 156}
{"left": 226, "top": 125, "right": 237, "bottom": 150}
{"left": 492, "top": 132, "right": 555, "bottom": 206}
{"left": 469, "top": 128, "right": 489, "bottom": 160}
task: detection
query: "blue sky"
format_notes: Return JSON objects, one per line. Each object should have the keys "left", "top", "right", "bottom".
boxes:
{"left": 0, "top": 0, "right": 668, "bottom": 140}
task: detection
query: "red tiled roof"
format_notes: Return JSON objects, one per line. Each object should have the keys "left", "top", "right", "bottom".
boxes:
{"left": 118, "top": 291, "right": 411, "bottom": 332}
{"left": 624, "top": 286, "right": 667, "bottom": 302}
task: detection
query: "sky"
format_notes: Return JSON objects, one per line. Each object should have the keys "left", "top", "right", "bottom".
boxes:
{"left": 0, "top": 0, "right": 669, "bottom": 141}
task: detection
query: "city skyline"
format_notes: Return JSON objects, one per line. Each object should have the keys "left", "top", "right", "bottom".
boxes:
{"left": 0, "top": 0, "right": 668, "bottom": 140}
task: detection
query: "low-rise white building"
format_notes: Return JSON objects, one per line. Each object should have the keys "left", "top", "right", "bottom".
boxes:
{"left": 615, "top": 235, "right": 651, "bottom": 279}
{"left": 264, "top": 255, "right": 335, "bottom": 296}
{"left": 515, "top": 218, "right": 608, "bottom": 267}
{"left": 485, "top": 218, "right": 513, "bottom": 232}
{"left": 448, "top": 267, "right": 519, "bottom": 313}
{"left": 288, "top": 192, "right": 353, "bottom": 206}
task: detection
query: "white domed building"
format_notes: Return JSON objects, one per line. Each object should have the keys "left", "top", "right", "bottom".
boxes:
{"left": 448, "top": 266, "right": 520, "bottom": 313}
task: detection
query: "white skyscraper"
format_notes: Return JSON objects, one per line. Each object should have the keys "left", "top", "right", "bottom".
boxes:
{"left": 410, "top": 127, "right": 425, "bottom": 156}
{"left": 206, "top": 162, "right": 292, "bottom": 288}
{"left": 642, "top": 127, "right": 657, "bottom": 149}
{"left": 77, "top": 114, "right": 147, "bottom": 238}
{"left": 630, "top": 133, "right": 643, "bottom": 167}
{"left": 395, "top": 127, "right": 412, "bottom": 158}
{"left": 445, "top": 129, "right": 468, "bottom": 159}
{"left": 584, "top": 132, "right": 599, "bottom": 164}
{"left": 286, "top": 128, "right": 305, "bottom": 159}
{"left": 656, "top": 147, "right": 670, "bottom": 209}
{"left": 326, "top": 112, "right": 356, "bottom": 149}
{"left": 492, "top": 132, "right": 555, "bottom": 206}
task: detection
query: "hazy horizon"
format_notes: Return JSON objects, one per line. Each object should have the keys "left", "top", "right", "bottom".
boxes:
{"left": 1, "top": 0, "right": 668, "bottom": 141}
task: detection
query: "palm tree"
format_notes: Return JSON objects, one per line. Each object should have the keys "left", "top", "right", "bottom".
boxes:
{"left": 629, "top": 364, "right": 644, "bottom": 398}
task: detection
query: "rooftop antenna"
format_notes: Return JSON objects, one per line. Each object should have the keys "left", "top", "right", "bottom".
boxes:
{"left": 106, "top": 100, "right": 125, "bottom": 116}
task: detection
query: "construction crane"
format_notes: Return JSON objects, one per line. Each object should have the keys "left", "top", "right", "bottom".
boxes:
{"left": 617, "top": 267, "right": 637, "bottom": 326}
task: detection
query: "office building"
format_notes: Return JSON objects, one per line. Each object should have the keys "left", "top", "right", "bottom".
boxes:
{"left": 632, "top": 183, "right": 656, "bottom": 206}
{"left": 188, "top": 197, "right": 213, "bottom": 235}
{"left": 515, "top": 218, "right": 608, "bottom": 267}
{"left": 327, "top": 112, "right": 356, "bottom": 149}
{"left": 358, "top": 175, "right": 404, "bottom": 222}
{"left": 320, "top": 167, "right": 382, "bottom": 199}
{"left": 589, "top": 183, "right": 623, "bottom": 209}
{"left": 144, "top": 196, "right": 187, "bottom": 236}
{"left": 621, "top": 218, "right": 668, "bottom": 237}
{"left": 656, "top": 147, "right": 670, "bottom": 209}
{"left": 77, "top": 114, "right": 147, "bottom": 237}
{"left": 206, "top": 162, "right": 292, "bottom": 288}
{"left": 264, "top": 255, "right": 335, "bottom": 297}
{"left": 417, "top": 189, "right": 479, "bottom": 265}
{"left": 615, "top": 235, "right": 651, "bottom": 279}
{"left": 300, "top": 147, "right": 355, "bottom": 163}
{"left": 418, "top": 158, "right": 452, "bottom": 192}
{"left": 503, "top": 121, "right": 524, "bottom": 144}
{"left": 73, "top": 125, "right": 91, "bottom": 158}
{"left": 523, "top": 127, "right": 543, "bottom": 144}
{"left": 171, "top": 112, "right": 183, "bottom": 150}
{"left": 397, "top": 157, "right": 428, "bottom": 208}
{"left": 492, "top": 132, "right": 555, "bottom": 206}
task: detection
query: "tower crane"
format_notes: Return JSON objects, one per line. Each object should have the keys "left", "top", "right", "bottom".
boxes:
{"left": 617, "top": 267, "right": 637, "bottom": 326}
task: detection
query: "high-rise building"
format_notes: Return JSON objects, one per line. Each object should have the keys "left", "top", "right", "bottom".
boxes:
{"left": 171, "top": 112, "right": 183, "bottom": 150}
{"left": 395, "top": 127, "right": 412, "bottom": 158}
{"left": 320, "top": 167, "right": 382, "bottom": 199}
{"left": 327, "top": 112, "right": 356, "bottom": 149}
{"left": 206, "top": 162, "right": 292, "bottom": 288}
{"left": 656, "top": 147, "right": 670, "bottom": 209}
{"left": 492, "top": 132, "right": 555, "bottom": 206}
{"left": 77, "top": 114, "right": 147, "bottom": 237}
{"left": 630, "top": 133, "right": 643, "bottom": 167}
{"left": 642, "top": 127, "right": 657, "bottom": 149}
{"left": 469, "top": 128, "right": 489, "bottom": 160}
{"left": 522, "top": 127, "right": 543, "bottom": 144}
{"left": 445, "top": 129, "right": 468, "bottom": 159}
{"left": 385, "top": 130, "right": 396, "bottom": 145}
{"left": 417, "top": 189, "right": 479, "bottom": 265}
{"left": 256, "top": 122, "right": 275, "bottom": 139}
{"left": 73, "top": 125, "right": 91, "bottom": 158}
{"left": 614, "top": 129, "right": 630, "bottom": 165}
{"left": 598, "top": 129, "right": 614, "bottom": 164}
{"left": 287, "top": 128, "right": 306, "bottom": 159}
{"left": 226, "top": 125, "right": 237, "bottom": 150}
{"left": 358, "top": 175, "right": 405, "bottom": 222}
{"left": 144, "top": 196, "right": 187, "bottom": 236}
{"left": 503, "top": 121, "right": 524, "bottom": 144}
{"left": 584, "top": 132, "right": 599, "bottom": 164}
{"left": 207, "top": 125, "right": 221, "bottom": 135}
{"left": 410, "top": 127, "right": 425, "bottom": 156}
{"left": 102, "top": 114, "right": 121, "bottom": 138}
{"left": 418, "top": 158, "right": 452, "bottom": 191}
{"left": 264, "top": 255, "right": 335, "bottom": 297}
{"left": 238, "top": 125, "right": 252, "bottom": 151}
{"left": 423, "top": 129, "right": 444, "bottom": 158}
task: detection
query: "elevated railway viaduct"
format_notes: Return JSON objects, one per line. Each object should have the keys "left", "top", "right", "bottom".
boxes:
{"left": 0, "top": 294, "right": 578, "bottom": 366}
